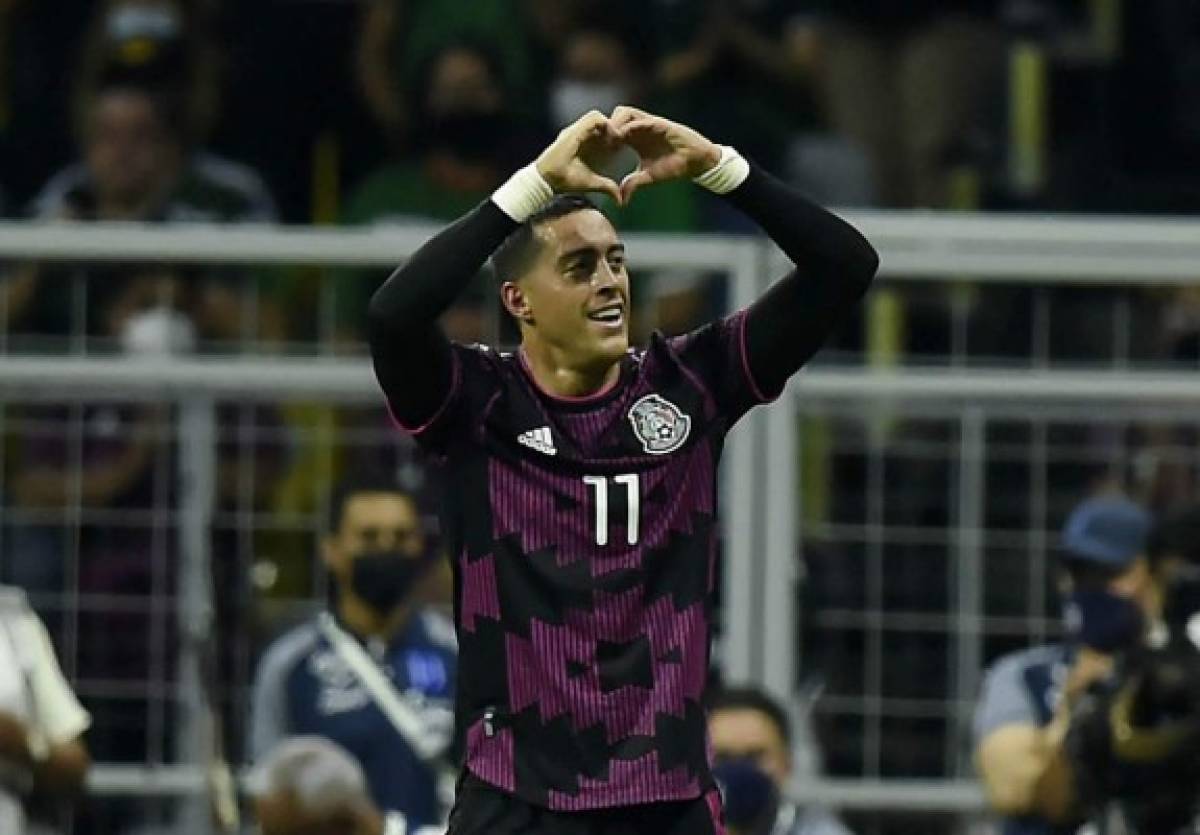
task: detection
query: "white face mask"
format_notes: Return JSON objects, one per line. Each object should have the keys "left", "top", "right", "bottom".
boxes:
{"left": 120, "top": 306, "right": 196, "bottom": 356}
{"left": 106, "top": 4, "right": 182, "bottom": 42}
{"left": 550, "top": 80, "right": 626, "bottom": 130}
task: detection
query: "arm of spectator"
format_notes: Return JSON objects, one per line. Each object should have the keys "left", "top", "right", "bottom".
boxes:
{"left": 23, "top": 607, "right": 91, "bottom": 798}
{"left": 0, "top": 711, "right": 33, "bottom": 769}
{"left": 974, "top": 650, "right": 1110, "bottom": 821}
{"left": 357, "top": 0, "right": 406, "bottom": 136}
{"left": 34, "top": 740, "right": 90, "bottom": 798}
{"left": 11, "top": 410, "right": 160, "bottom": 509}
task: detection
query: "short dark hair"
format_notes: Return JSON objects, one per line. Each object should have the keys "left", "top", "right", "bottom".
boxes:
{"left": 326, "top": 473, "right": 416, "bottom": 535}
{"left": 707, "top": 686, "right": 792, "bottom": 748}
{"left": 491, "top": 194, "right": 601, "bottom": 284}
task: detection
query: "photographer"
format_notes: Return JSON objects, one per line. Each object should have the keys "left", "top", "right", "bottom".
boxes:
{"left": 1068, "top": 503, "right": 1200, "bottom": 835}
{"left": 974, "top": 496, "right": 1166, "bottom": 834}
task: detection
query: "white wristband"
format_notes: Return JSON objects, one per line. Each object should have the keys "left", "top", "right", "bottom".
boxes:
{"left": 491, "top": 163, "right": 555, "bottom": 222}
{"left": 692, "top": 145, "right": 750, "bottom": 195}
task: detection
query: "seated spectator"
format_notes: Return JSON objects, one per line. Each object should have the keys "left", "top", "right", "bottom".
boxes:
{"left": 0, "top": 81, "right": 277, "bottom": 348}
{"left": 0, "top": 585, "right": 91, "bottom": 834}
{"left": 708, "top": 686, "right": 853, "bottom": 835}
{"left": 75, "top": 0, "right": 222, "bottom": 142}
{"left": 974, "top": 495, "right": 1168, "bottom": 832}
{"left": 250, "top": 476, "right": 456, "bottom": 834}
{"left": 356, "top": 0, "right": 539, "bottom": 142}
{"left": 790, "top": 0, "right": 1004, "bottom": 208}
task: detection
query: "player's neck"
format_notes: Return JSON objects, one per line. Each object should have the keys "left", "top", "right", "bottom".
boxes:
{"left": 519, "top": 342, "right": 620, "bottom": 399}
{"left": 336, "top": 595, "right": 411, "bottom": 643}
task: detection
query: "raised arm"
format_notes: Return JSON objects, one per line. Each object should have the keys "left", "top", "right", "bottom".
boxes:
{"left": 367, "top": 111, "right": 623, "bottom": 428}
{"left": 727, "top": 163, "right": 879, "bottom": 397}
{"left": 612, "top": 107, "right": 878, "bottom": 398}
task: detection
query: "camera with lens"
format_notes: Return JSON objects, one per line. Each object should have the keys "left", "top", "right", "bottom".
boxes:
{"left": 1068, "top": 508, "right": 1200, "bottom": 835}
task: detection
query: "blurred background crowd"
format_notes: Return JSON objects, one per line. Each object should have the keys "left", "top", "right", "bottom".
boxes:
{"left": 1, "top": 1, "right": 1200, "bottom": 834}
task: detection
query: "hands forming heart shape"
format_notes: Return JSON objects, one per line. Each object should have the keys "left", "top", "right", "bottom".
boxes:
{"left": 535, "top": 106, "right": 723, "bottom": 206}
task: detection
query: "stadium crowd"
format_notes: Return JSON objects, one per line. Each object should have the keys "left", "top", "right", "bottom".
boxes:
{"left": 0, "top": 2, "right": 1199, "bottom": 834}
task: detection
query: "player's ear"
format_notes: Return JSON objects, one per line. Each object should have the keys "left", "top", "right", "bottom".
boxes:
{"left": 501, "top": 281, "right": 534, "bottom": 326}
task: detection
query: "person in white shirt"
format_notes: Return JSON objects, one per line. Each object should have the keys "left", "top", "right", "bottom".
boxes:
{"left": 0, "top": 586, "right": 91, "bottom": 833}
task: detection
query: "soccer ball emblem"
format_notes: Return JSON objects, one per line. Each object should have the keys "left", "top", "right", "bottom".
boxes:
{"left": 628, "top": 394, "right": 692, "bottom": 455}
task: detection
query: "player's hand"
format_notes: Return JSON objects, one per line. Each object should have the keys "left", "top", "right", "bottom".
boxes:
{"left": 535, "top": 111, "right": 623, "bottom": 204}
{"left": 609, "top": 106, "right": 722, "bottom": 204}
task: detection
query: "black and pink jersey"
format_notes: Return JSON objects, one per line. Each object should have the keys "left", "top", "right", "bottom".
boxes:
{"left": 394, "top": 311, "right": 774, "bottom": 810}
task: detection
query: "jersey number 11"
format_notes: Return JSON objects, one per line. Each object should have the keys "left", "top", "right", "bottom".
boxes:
{"left": 583, "top": 474, "right": 640, "bottom": 546}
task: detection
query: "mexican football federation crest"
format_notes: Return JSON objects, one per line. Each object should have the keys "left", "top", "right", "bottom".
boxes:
{"left": 628, "top": 394, "right": 692, "bottom": 455}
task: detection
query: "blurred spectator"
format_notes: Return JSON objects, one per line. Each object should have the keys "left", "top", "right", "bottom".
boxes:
{"left": 251, "top": 736, "right": 423, "bottom": 835}
{"left": 356, "top": 0, "right": 540, "bottom": 142}
{"left": 250, "top": 476, "right": 456, "bottom": 833}
{"left": 36, "top": 82, "right": 273, "bottom": 224}
{"left": 338, "top": 40, "right": 537, "bottom": 343}
{"left": 0, "top": 585, "right": 91, "bottom": 834}
{"left": 647, "top": 0, "right": 821, "bottom": 182}
{"left": 75, "top": 0, "right": 222, "bottom": 143}
{"left": 0, "top": 81, "right": 279, "bottom": 350}
{"left": 974, "top": 496, "right": 1163, "bottom": 833}
{"left": 708, "top": 686, "right": 853, "bottom": 835}
{"left": 793, "top": 0, "right": 1004, "bottom": 207}
{"left": 345, "top": 41, "right": 533, "bottom": 228}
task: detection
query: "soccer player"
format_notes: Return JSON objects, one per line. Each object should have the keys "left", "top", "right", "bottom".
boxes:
{"left": 367, "top": 107, "right": 878, "bottom": 835}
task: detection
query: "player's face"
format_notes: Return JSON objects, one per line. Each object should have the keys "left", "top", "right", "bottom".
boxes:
{"left": 709, "top": 708, "right": 792, "bottom": 787}
{"left": 521, "top": 210, "right": 630, "bottom": 370}
{"left": 324, "top": 492, "right": 425, "bottom": 579}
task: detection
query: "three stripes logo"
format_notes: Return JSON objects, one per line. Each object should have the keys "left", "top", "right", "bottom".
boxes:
{"left": 517, "top": 426, "right": 558, "bottom": 457}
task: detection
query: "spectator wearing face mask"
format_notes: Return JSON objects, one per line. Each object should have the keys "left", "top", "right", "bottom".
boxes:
{"left": 974, "top": 495, "right": 1171, "bottom": 834}
{"left": 337, "top": 41, "right": 537, "bottom": 344}
{"left": 547, "top": 21, "right": 698, "bottom": 237}
{"left": 250, "top": 476, "right": 457, "bottom": 835}
{"left": 708, "top": 687, "right": 853, "bottom": 835}
{"left": 356, "top": 0, "right": 539, "bottom": 143}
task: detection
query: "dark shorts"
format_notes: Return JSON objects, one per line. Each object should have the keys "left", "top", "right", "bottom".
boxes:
{"left": 447, "top": 773, "right": 727, "bottom": 835}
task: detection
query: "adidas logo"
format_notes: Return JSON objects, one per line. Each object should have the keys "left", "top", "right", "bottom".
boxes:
{"left": 517, "top": 427, "right": 557, "bottom": 456}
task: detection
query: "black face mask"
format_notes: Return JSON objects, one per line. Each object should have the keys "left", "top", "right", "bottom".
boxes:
{"left": 349, "top": 551, "right": 424, "bottom": 614}
{"left": 425, "top": 111, "right": 509, "bottom": 163}
{"left": 712, "top": 757, "right": 779, "bottom": 833}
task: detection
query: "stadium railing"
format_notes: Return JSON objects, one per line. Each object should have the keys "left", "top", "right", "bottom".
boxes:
{"left": 3, "top": 215, "right": 1200, "bottom": 832}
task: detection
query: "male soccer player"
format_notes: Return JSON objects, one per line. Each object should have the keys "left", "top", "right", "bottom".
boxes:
{"left": 368, "top": 107, "right": 878, "bottom": 835}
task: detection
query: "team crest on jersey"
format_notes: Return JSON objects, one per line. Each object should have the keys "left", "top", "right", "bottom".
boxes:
{"left": 628, "top": 394, "right": 691, "bottom": 454}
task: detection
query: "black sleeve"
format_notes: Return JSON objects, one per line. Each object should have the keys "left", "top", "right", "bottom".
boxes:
{"left": 723, "top": 165, "right": 879, "bottom": 397}
{"left": 367, "top": 200, "right": 517, "bottom": 428}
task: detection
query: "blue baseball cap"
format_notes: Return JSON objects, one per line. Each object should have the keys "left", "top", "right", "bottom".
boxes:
{"left": 1061, "top": 496, "right": 1152, "bottom": 569}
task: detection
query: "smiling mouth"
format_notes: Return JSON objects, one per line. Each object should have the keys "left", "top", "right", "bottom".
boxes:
{"left": 587, "top": 304, "right": 625, "bottom": 327}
